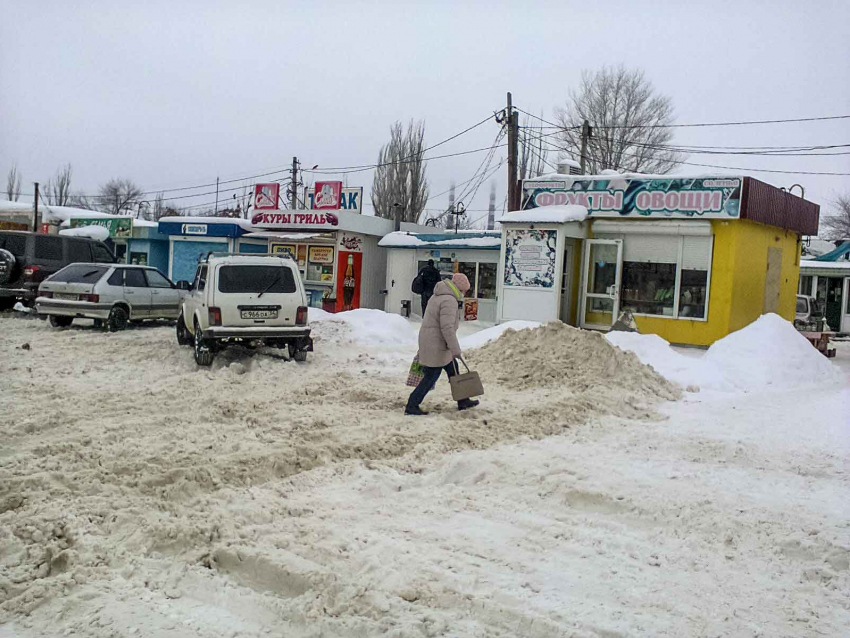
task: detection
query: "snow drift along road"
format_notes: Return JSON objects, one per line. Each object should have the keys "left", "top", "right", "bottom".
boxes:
{"left": 607, "top": 313, "right": 841, "bottom": 392}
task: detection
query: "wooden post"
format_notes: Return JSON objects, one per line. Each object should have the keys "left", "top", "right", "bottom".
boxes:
{"left": 33, "top": 182, "right": 39, "bottom": 232}
{"left": 506, "top": 92, "right": 518, "bottom": 212}
{"left": 580, "top": 119, "right": 591, "bottom": 175}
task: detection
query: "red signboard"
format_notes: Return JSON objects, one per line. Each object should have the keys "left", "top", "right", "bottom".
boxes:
{"left": 251, "top": 211, "right": 339, "bottom": 228}
{"left": 336, "top": 251, "right": 362, "bottom": 313}
{"left": 254, "top": 183, "right": 280, "bottom": 210}
{"left": 314, "top": 181, "right": 343, "bottom": 210}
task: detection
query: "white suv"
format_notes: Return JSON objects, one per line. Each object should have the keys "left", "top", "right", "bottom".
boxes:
{"left": 175, "top": 253, "right": 312, "bottom": 366}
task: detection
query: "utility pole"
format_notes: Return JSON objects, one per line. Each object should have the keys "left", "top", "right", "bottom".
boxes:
{"left": 33, "top": 182, "right": 40, "bottom": 233}
{"left": 453, "top": 202, "right": 465, "bottom": 234}
{"left": 506, "top": 92, "right": 519, "bottom": 212}
{"left": 487, "top": 182, "right": 496, "bottom": 230}
{"left": 214, "top": 177, "right": 220, "bottom": 214}
{"left": 290, "top": 157, "right": 299, "bottom": 210}
{"left": 579, "top": 119, "right": 592, "bottom": 175}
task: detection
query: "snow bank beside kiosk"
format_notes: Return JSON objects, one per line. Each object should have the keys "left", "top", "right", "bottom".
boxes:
{"left": 607, "top": 313, "right": 841, "bottom": 392}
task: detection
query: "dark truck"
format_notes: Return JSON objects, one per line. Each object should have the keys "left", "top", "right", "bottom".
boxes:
{"left": 0, "top": 231, "right": 117, "bottom": 310}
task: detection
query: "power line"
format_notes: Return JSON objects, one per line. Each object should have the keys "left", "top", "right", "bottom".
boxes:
{"left": 515, "top": 107, "right": 850, "bottom": 131}
{"left": 303, "top": 143, "right": 507, "bottom": 176}
{"left": 521, "top": 128, "right": 850, "bottom": 176}
{"left": 521, "top": 124, "right": 850, "bottom": 156}
{"left": 302, "top": 113, "right": 500, "bottom": 175}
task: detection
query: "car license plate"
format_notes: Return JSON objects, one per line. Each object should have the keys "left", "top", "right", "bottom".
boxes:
{"left": 241, "top": 309, "right": 278, "bottom": 319}
{"left": 54, "top": 293, "right": 78, "bottom": 301}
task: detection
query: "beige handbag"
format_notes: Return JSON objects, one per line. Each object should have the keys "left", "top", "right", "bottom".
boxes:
{"left": 450, "top": 357, "right": 484, "bottom": 401}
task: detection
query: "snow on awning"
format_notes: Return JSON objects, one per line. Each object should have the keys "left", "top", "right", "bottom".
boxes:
{"left": 498, "top": 205, "right": 588, "bottom": 224}
{"left": 158, "top": 216, "right": 255, "bottom": 231}
{"left": 241, "top": 231, "right": 333, "bottom": 241}
{"left": 379, "top": 231, "right": 501, "bottom": 250}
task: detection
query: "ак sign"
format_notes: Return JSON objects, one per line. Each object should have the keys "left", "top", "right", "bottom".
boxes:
{"left": 304, "top": 186, "right": 363, "bottom": 214}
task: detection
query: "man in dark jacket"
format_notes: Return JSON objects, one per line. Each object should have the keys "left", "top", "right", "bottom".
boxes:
{"left": 418, "top": 259, "right": 442, "bottom": 315}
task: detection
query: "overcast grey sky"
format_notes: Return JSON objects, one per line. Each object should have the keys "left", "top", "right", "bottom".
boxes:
{"left": 2, "top": 0, "right": 848, "bottom": 223}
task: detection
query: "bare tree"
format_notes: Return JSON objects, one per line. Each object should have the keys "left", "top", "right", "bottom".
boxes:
{"left": 98, "top": 178, "right": 143, "bottom": 214}
{"left": 555, "top": 66, "right": 685, "bottom": 175}
{"left": 68, "top": 192, "right": 97, "bottom": 210}
{"left": 152, "top": 192, "right": 166, "bottom": 221}
{"left": 233, "top": 182, "right": 253, "bottom": 219}
{"left": 371, "top": 120, "right": 429, "bottom": 223}
{"left": 44, "top": 164, "right": 73, "bottom": 206}
{"left": 821, "top": 193, "right": 850, "bottom": 240}
{"left": 6, "top": 164, "right": 22, "bottom": 201}
{"left": 519, "top": 114, "right": 549, "bottom": 181}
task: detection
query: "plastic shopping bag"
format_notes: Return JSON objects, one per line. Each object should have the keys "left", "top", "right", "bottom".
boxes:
{"left": 406, "top": 354, "right": 425, "bottom": 387}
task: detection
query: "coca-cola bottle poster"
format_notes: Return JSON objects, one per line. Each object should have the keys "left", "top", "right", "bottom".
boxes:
{"left": 336, "top": 251, "right": 362, "bottom": 312}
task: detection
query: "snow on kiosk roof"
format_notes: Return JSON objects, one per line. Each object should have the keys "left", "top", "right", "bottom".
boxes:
{"left": 379, "top": 231, "right": 501, "bottom": 250}
{"left": 498, "top": 205, "right": 588, "bottom": 224}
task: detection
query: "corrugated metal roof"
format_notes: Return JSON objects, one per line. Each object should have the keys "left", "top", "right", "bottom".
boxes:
{"left": 740, "top": 177, "right": 819, "bottom": 235}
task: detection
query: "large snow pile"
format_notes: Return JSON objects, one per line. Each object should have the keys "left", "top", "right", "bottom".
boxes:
{"left": 705, "top": 313, "right": 841, "bottom": 390}
{"left": 606, "top": 331, "right": 731, "bottom": 391}
{"left": 607, "top": 313, "right": 841, "bottom": 392}
{"left": 309, "top": 307, "right": 417, "bottom": 347}
{"left": 470, "top": 322, "right": 680, "bottom": 400}
{"left": 459, "top": 320, "right": 540, "bottom": 349}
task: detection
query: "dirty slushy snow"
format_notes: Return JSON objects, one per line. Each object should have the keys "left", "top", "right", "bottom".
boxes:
{"left": 1, "top": 311, "right": 848, "bottom": 637}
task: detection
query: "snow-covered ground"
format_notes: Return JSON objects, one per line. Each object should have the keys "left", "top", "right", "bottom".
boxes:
{"left": 1, "top": 311, "right": 848, "bottom": 637}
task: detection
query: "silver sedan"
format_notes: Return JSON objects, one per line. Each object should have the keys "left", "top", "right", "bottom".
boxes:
{"left": 36, "top": 263, "right": 185, "bottom": 331}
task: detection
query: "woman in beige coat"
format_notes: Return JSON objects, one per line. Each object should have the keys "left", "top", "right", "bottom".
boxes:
{"left": 406, "top": 272, "right": 480, "bottom": 415}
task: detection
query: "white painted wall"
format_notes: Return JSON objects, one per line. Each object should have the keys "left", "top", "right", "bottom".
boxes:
{"left": 384, "top": 249, "right": 418, "bottom": 316}
{"left": 496, "top": 222, "right": 588, "bottom": 324}
{"left": 358, "top": 234, "right": 389, "bottom": 311}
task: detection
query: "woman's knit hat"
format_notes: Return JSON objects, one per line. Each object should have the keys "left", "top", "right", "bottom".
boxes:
{"left": 451, "top": 272, "right": 471, "bottom": 293}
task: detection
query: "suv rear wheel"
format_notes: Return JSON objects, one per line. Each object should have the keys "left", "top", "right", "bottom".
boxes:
{"left": 288, "top": 342, "right": 307, "bottom": 362}
{"left": 0, "top": 249, "right": 16, "bottom": 286}
{"left": 193, "top": 319, "right": 215, "bottom": 366}
{"left": 49, "top": 315, "right": 73, "bottom": 328}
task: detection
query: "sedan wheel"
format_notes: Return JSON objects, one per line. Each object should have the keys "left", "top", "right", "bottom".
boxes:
{"left": 49, "top": 315, "right": 73, "bottom": 328}
{"left": 107, "top": 306, "right": 129, "bottom": 332}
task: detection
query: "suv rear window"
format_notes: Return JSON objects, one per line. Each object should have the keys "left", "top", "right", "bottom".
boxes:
{"left": 35, "top": 236, "right": 63, "bottom": 260}
{"left": 217, "top": 265, "right": 297, "bottom": 294}
{"left": 0, "top": 234, "right": 26, "bottom": 258}
{"left": 50, "top": 264, "right": 109, "bottom": 283}
{"left": 67, "top": 240, "right": 92, "bottom": 263}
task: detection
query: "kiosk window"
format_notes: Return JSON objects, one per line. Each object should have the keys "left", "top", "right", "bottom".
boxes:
{"left": 477, "top": 263, "right": 497, "bottom": 299}
{"left": 457, "top": 262, "right": 477, "bottom": 297}
{"left": 603, "top": 233, "right": 713, "bottom": 320}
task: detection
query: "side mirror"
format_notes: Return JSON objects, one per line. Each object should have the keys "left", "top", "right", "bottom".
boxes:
{"left": 176, "top": 281, "right": 193, "bottom": 291}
